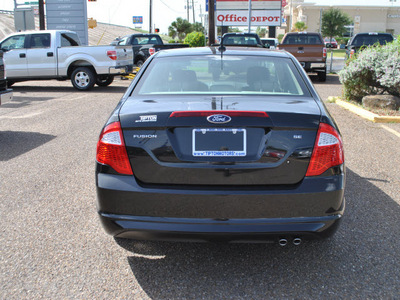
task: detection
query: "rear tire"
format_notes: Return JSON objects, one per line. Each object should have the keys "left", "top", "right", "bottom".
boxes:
{"left": 96, "top": 75, "right": 114, "bottom": 87}
{"left": 71, "top": 67, "right": 96, "bottom": 91}
{"left": 135, "top": 59, "right": 144, "bottom": 68}
{"left": 318, "top": 70, "right": 327, "bottom": 82}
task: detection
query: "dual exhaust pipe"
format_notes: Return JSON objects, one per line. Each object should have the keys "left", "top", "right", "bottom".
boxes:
{"left": 279, "top": 237, "right": 302, "bottom": 246}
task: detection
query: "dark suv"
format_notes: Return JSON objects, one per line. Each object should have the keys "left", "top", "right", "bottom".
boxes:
{"left": 221, "top": 33, "right": 264, "bottom": 47}
{"left": 346, "top": 32, "right": 394, "bottom": 59}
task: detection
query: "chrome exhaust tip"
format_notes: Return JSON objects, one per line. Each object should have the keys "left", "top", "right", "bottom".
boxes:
{"left": 279, "top": 238, "right": 288, "bottom": 247}
{"left": 293, "top": 238, "right": 302, "bottom": 246}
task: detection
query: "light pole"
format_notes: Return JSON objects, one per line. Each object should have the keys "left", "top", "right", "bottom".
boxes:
{"left": 248, "top": 0, "right": 252, "bottom": 33}
{"left": 149, "top": 0, "right": 152, "bottom": 33}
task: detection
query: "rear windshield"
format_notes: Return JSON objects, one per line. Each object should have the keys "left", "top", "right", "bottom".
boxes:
{"left": 262, "top": 39, "right": 276, "bottom": 46}
{"left": 223, "top": 36, "right": 259, "bottom": 46}
{"left": 351, "top": 34, "right": 393, "bottom": 46}
{"left": 133, "top": 55, "right": 310, "bottom": 97}
{"left": 282, "top": 34, "right": 322, "bottom": 45}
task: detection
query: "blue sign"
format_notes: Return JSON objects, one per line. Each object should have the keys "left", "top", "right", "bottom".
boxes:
{"left": 132, "top": 16, "right": 143, "bottom": 24}
{"left": 205, "top": 0, "right": 216, "bottom": 12}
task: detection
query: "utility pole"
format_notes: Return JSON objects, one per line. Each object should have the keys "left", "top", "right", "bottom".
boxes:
{"left": 149, "top": 0, "right": 152, "bottom": 33}
{"left": 39, "top": 0, "right": 45, "bottom": 30}
{"left": 208, "top": 0, "right": 215, "bottom": 46}
{"left": 187, "top": 0, "right": 190, "bottom": 21}
{"left": 192, "top": 0, "right": 195, "bottom": 23}
{"left": 248, "top": 0, "right": 252, "bottom": 33}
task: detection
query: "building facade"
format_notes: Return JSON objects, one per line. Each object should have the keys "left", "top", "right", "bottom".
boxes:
{"left": 282, "top": 0, "right": 400, "bottom": 36}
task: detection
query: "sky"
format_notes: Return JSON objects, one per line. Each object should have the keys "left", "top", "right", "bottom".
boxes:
{"left": 0, "top": 0, "right": 203, "bottom": 34}
{"left": 1, "top": 0, "right": 399, "bottom": 34}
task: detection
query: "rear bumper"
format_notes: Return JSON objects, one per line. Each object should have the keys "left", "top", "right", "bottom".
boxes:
{"left": 108, "top": 64, "right": 133, "bottom": 75}
{"left": 300, "top": 62, "right": 326, "bottom": 72}
{"left": 96, "top": 171, "right": 345, "bottom": 241}
{"left": 99, "top": 213, "right": 343, "bottom": 242}
{"left": 0, "top": 88, "right": 13, "bottom": 105}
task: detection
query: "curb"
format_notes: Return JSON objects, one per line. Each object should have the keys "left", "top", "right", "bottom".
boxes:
{"left": 328, "top": 97, "right": 400, "bottom": 123}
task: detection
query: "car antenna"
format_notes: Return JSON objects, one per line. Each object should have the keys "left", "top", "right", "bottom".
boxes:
{"left": 218, "top": 41, "right": 226, "bottom": 71}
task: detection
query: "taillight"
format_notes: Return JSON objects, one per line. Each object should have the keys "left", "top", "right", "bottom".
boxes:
{"left": 149, "top": 48, "right": 156, "bottom": 55}
{"left": 323, "top": 47, "right": 327, "bottom": 58}
{"left": 96, "top": 122, "right": 133, "bottom": 175}
{"left": 350, "top": 49, "right": 355, "bottom": 58}
{"left": 306, "top": 123, "right": 344, "bottom": 177}
{"left": 107, "top": 50, "right": 117, "bottom": 60}
{"left": 170, "top": 111, "right": 269, "bottom": 118}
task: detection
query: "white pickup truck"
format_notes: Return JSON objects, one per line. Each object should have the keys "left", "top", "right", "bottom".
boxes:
{"left": 0, "top": 30, "right": 133, "bottom": 91}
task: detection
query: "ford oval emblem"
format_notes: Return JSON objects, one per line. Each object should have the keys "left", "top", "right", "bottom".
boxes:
{"left": 207, "top": 114, "right": 231, "bottom": 124}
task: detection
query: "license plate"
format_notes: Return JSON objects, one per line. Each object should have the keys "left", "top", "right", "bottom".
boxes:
{"left": 192, "top": 128, "right": 246, "bottom": 157}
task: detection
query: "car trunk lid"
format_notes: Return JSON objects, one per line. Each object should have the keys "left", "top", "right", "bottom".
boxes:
{"left": 119, "top": 95, "right": 321, "bottom": 186}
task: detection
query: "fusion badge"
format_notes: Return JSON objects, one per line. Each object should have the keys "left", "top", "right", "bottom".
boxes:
{"left": 135, "top": 115, "right": 157, "bottom": 123}
{"left": 207, "top": 114, "right": 231, "bottom": 124}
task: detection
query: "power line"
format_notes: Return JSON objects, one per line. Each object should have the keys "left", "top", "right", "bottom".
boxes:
{"left": 158, "top": 0, "right": 185, "bottom": 14}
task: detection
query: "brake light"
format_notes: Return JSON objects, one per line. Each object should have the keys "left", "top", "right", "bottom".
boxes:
{"left": 107, "top": 50, "right": 117, "bottom": 60}
{"left": 96, "top": 122, "right": 133, "bottom": 175}
{"left": 149, "top": 48, "right": 156, "bottom": 55}
{"left": 170, "top": 111, "right": 269, "bottom": 118}
{"left": 323, "top": 47, "right": 327, "bottom": 58}
{"left": 350, "top": 49, "right": 355, "bottom": 58}
{"left": 306, "top": 123, "right": 344, "bottom": 177}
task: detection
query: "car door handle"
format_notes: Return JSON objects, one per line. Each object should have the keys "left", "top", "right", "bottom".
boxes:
{"left": 19, "top": 53, "right": 26, "bottom": 58}
{"left": 47, "top": 52, "right": 54, "bottom": 57}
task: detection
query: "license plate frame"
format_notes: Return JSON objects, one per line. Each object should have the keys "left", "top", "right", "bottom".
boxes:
{"left": 192, "top": 128, "right": 246, "bottom": 157}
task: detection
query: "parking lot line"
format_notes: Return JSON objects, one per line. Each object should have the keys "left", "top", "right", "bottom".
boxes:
{"left": 381, "top": 125, "right": 400, "bottom": 139}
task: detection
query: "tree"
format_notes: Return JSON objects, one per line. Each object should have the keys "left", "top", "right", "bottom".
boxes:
{"left": 184, "top": 32, "right": 206, "bottom": 47}
{"left": 256, "top": 27, "right": 267, "bottom": 38}
{"left": 192, "top": 22, "right": 205, "bottom": 33}
{"left": 168, "top": 18, "right": 192, "bottom": 40}
{"left": 321, "top": 8, "right": 352, "bottom": 40}
{"left": 294, "top": 21, "right": 307, "bottom": 32}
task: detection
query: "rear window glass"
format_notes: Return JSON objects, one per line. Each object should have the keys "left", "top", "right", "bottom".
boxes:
{"left": 262, "top": 39, "right": 276, "bottom": 46}
{"left": 282, "top": 35, "right": 322, "bottom": 45}
{"left": 351, "top": 34, "right": 393, "bottom": 46}
{"left": 223, "top": 36, "right": 259, "bottom": 46}
{"left": 132, "top": 36, "right": 161, "bottom": 45}
{"left": 61, "top": 33, "right": 81, "bottom": 47}
{"left": 133, "top": 55, "right": 310, "bottom": 97}
{"left": 30, "top": 34, "right": 50, "bottom": 48}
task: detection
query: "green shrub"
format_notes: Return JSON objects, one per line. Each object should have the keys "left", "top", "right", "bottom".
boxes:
{"left": 184, "top": 32, "right": 205, "bottom": 47}
{"left": 338, "top": 39, "right": 400, "bottom": 101}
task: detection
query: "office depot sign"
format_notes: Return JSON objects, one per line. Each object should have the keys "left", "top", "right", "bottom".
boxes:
{"left": 216, "top": 10, "right": 281, "bottom": 26}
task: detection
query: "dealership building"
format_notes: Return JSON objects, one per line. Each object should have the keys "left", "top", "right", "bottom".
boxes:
{"left": 283, "top": 0, "right": 400, "bottom": 36}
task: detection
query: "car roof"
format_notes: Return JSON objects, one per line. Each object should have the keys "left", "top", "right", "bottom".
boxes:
{"left": 286, "top": 32, "right": 321, "bottom": 36}
{"left": 223, "top": 33, "right": 259, "bottom": 36}
{"left": 155, "top": 46, "right": 291, "bottom": 59}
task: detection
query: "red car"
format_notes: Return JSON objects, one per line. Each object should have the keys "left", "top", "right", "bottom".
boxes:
{"left": 324, "top": 37, "right": 338, "bottom": 48}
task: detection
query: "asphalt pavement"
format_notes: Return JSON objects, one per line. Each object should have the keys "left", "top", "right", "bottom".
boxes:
{"left": 0, "top": 76, "right": 399, "bottom": 299}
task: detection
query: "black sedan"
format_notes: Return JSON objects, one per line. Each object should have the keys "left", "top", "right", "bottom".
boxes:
{"left": 96, "top": 47, "right": 345, "bottom": 246}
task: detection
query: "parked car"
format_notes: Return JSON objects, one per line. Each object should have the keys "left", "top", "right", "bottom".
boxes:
{"left": 0, "top": 50, "right": 13, "bottom": 105}
{"left": 96, "top": 47, "right": 345, "bottom": 245}
{"left": 278, "top": 32, "right": 327, "bottom": 81}
{"left": 345, "top": 32, "right": 394, "bottom": 59}
{"left": 221, "top": 33, "right": 264, "bottom": 47}
{"left": 111, "top": 34, "right": 189, "bottom": 67}
{"left": 0, "top": 30, "right": 133, "bottom": 90}
{"left": 324, "top": 37, "right": 338, "bottom": 48}
{"left": 261, "top": 38, "right": 279, "bottom": 49}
